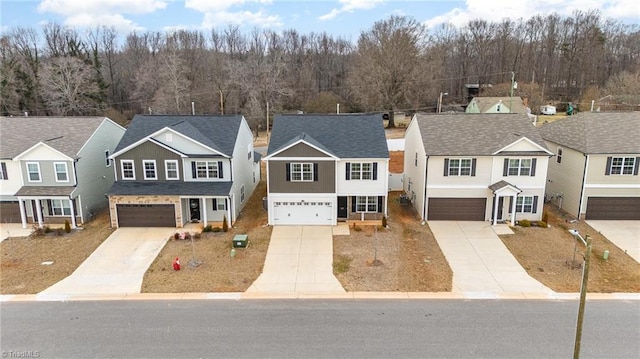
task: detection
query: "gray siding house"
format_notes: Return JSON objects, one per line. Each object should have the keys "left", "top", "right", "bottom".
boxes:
{"left": 106, "top": 115, "right": 259, "bottom": 228}
{"left": 0, "top": 116, "right": 125, "bottom": 227}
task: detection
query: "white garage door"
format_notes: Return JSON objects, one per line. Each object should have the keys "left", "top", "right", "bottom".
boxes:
{"left": 272, "top": 200, "right": 333, "bottom": 225}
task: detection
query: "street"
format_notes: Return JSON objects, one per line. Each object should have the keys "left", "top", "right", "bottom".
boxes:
{"left": 1, "top": 299, "right": 638, "bottom": 358}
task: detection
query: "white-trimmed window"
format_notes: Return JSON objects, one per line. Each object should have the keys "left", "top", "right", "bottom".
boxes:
{"left": 121, "top": 160, "right": 135, "bottom": 180}
{"left": 165, "top": 160, "right": 179, "bottom": 180}
{"left": 214, "top": 198, "right": 226, "bottom": 211}
{"left": 196, "top": 161, "right": 218, "bottom": 179}
{"left": 291, "top": 163, "right": 313, "bottom": 182}
{"left": 51, "top": 199, "right": 72, "bottom": 216}
{"left": 556, "top": 148, "right": 563, "bottom": 164}
{"left": 240, "top": 185, "right": 245, "bottom": 203}
{"left": 610, "top": 157, "right": 635, "bottom": 175}
{"left": 143, "top": 160, "right": 157, "bottom": 180}
{"left": 516, "top": 196, "right": 534, "bottom": 213}
{"left": 105, "top": 150, "right": 111, "bottom": 167}
{"left": 247, "top": 143, "right": 252, "bottom": 160}
{"left": 26, "top": 162, "right": 41, "bottom": 182}
{"left": 0, "top": 162, "right": 8, "bottom": 180}
{"left": 448, "top": 158, "right": 472, "bottom": 176}
{"left": 508, "top": 159, "right": 532, "bottom": 176}
{"left": 347, "top": 162, "right": 375, "bottom": 180}
{"left": 356, "top": 196, "right": 377, "bottom": 213}
{"left": 54, "top": 162, "right": 69, "bottom": 182}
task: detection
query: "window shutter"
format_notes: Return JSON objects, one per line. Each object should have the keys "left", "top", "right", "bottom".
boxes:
{"left": 532, "top": 196, "right": 538, "bottom": 213}
{"left": 634, "top": 157, "right": 640, "bottom": 175}
{"left": 191, "top": 162, "right": 196, "bottom": 178}
{"left": 313, "top": 163, "right": 318, "bottom": 181}
{"left": 47, "top": 200, "right": 53, "bottom": 215}
{"left": 530, "top": 158, "right": 537, "bottom": 176}
{"left": 1, "top": 162, "right": 7, "bottom": 179}
{"left": 508, "top": 196, "right": 513, "bottom": 213}
{"left": 218, "top": 161, "right": 223, "bottom": 178}
{"left": 377, "top": 196, "right": 383, "bottom": 213}
{"left": 373, "top": 163, "right": 378, "bottom": 180}
{"left": 212, "top": 199, "right": 217, "bottom": 209}
{"left": 503, "top": 158, "right": 509, "bottom": 176}
{"left": 443, "top": 158, "right": 449, "bottom": 176}
{"left": 345, "top": 162, "right": 350, "bottom": 180}
{"left": 605, "top": 157, "right": 612, "bottom": 175}
{"left": 471, "top": 159, "right": 477, "bottom": 176}
{"left": 286, "top": 163, "right": 291, "bottom": 181}
{"left": 351, "top": 197, "right": 356, "bottom": 213}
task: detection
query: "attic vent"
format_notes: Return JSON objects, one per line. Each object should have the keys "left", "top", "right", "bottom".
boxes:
{"left": 45, "top": 136, "right": 63, "bottom": 141}
{"left": 165, "top": 133, "right": 173, "bottom": 142}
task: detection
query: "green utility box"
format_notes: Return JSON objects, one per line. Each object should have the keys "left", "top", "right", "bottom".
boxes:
{"left": 233, "top": 234, "right": 248, "bottom": 248}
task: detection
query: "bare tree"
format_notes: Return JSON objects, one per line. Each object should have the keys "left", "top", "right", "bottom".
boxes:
{"left": 39, "top": 56, "right": 100, "bottom": 115}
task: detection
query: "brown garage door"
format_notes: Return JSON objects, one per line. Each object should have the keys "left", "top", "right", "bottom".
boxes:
{"left": 586, "top": 197, "right": 640, "bottom": 220}
{"left": 116, "top": 204, "right": 176, "bottom": 227}
{"left": 428, "top": 198, "right": 486, "bottom": 221}
{"left": 0, "top": 201, "right": 22, "bottom": 223}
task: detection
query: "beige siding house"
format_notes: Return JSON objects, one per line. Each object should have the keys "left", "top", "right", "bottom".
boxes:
{"left": 540, "top": 112, "right": 640, "bottom": 219}
{"left": 404, "top": 113, "right": 553, "bottom": 224}
{"left": 465, "top": 96, "right": 529, "bottom": 114}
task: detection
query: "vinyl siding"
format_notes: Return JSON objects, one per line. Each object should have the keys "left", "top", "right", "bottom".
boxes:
{"left": 336, "top": 159, "right": 388, "bottom": 195}
{"left": 268, "top": 160, "right": 335, "bottom": 193}
{"left": 20, "top": 160, "right": 74, "bottom": 186}
{"left": 586, "top": 154, "right": 640, "bottom": 185}
{"left": 228, "top": 118, "right": 257, "bottom": 218}
{"left": 402, "top": 117, "right": 427, "bottom": 219}
{"left": 544, "top": 141, "right": 585, "bottom": 218}
{"left": 273, "top": 142, "right": 331, "bottom": 158}
{"left": 114, "top": 141, "right": 182, "bottom": 181}
{"left": 0, "top": 161, "right": 22, "bottom": 201}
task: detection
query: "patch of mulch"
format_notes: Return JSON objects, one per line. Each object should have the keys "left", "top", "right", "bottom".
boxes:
{"left": 500, "top": 204, "right": 640, "bottom": 293}
{"left": 0, "top": 210, "right": 115, "bottom": 294}
{"left": 333, "top": 191, "right": 452, "bottom": 292}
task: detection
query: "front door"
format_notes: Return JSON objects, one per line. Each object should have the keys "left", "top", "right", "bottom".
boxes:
{"left": 491, "top": 196, "right": 504, "bottom": 222}
{"left": 189, "top": 198, "right": 201, "bottom": 221}
{"left": 337, "top": 196, "right": 348, "bottom": 219}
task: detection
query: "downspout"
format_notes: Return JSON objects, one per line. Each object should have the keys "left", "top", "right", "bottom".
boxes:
{"left": 422, "top": 155, "right": 429, "bottom": 222}
{"left": 577, "top": 154, "right": 589, "bottom": 220}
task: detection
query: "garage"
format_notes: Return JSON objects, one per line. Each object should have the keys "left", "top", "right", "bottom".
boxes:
{"left": 427, "top": 198, "right": 486, "bottom": 221}
{"left": 116, "top": 204, "right": 176, "bottom": 227}
{"left": 272, "top": 200, "right": 333, "bottom": 225}
{"left": 586, "top": 197, "right": 640, "bottom": 220}
{"left": 0, "top": 201, "right": 21, "bottom": 223}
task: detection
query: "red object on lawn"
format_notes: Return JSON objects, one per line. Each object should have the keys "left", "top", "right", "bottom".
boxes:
{"left": 173, "top": 257, "right": 180, "bottom": 271}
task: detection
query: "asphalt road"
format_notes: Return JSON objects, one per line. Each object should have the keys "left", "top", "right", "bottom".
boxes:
{"left": 1, "top": 299, "right": 638, "bottom": 359}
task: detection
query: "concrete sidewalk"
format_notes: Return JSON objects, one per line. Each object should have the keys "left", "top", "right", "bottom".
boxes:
{"left": 429, "top": 221, "right": 553, "bottom": 294}
{"left": 586, "top": 220, "right": 640, "bottom": 263}
{"left": 39, "top": 227, "right": 175, "bottom": 296}
{"left": 247, "top": 226, "right": 345, "bottom": 293}
{"left": 0, "top": 223, "right": 33, "bottom": 242}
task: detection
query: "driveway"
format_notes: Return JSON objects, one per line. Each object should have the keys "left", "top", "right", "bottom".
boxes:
{"left": 428, "top": 221, "right": 553, "bottom": 294}
{"left": 40, "top": 227, "right": 175, "bottom": 295}
{"left": 247, "top": 226, "right": 345, "bottom": 293}
{"left": 0, "top": 223, "right": 33, "bottom": 242}
{"left": 586, "top": 220, "right": 640, "bottom": 263}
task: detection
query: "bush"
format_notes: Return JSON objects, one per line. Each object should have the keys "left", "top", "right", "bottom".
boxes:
{"left": 537, "top": 221, "right": 548, "bottom": 228}
{"left": 44, "top": 225, "right": 52, "bottom": 233}
{"left": 519, "top": 219, "right": 531, "bottom": 227}
{"left": 382, "top": 216, "right": 387, "bottom": 228}
{"left": 64, "top": 220, "right": 71, "bottom": 233}
{"left": 222, "top": 215, "right": 229, "bottom": 232}
{"left": 31, "top": 224, "right": 45, "bottom": 237}
{"left": 212, "top": 227, "right": 222, "bottom": 233}
{"left": 173, "top": 232, "right": 180, "bottom": 240}
{"left": 202, "top": 225, "right": 213, "bottom": 232}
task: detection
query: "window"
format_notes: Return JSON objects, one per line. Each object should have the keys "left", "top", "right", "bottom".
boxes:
{"left": 143, "top": 160, "right": 157, "bottom": 180}
{"left": 196, "top": 161, "right": 219, "bottom": 179}
{"left": 448, "top": 159, "right": 472, "bottom": 176}
{"left": 240, "top": 185, "right": 245, "bottom": 202}
{"left": 54, "top": 162, "right": 68, "bottom": 182}
{"left": 291, "top": 163, "right": 313, "bottom": 181}
{"left": 105, "top": 150, "right": 111, "bottom": 167}
{"left": 214, "top": 198, "right": 226, "bottom": 211}
{"left": 165, "top": 160, "right": 179, "bottom": 180}
{"left": 556, "top": 148, "right": 563, "bottom": 164}
{"left": 26, "top": 162, "right": 41, "bottom": 182}
{"left": 516, "top": 196, "right": 534, "bottom": 213}
{"left": 248, "top": 143, "right": 252, "bottom": 160}
{"left": 51, "top": 199, "right": 72, "bottom": 216}
{"left": 121, "top": 160, "right": 135, "bottom": 180}
{"left": 415, "top": 152, "right": 418, "bottom": 167}
{"left": 610, "top": 157, "right": 635, "bottom": 175}
{"left": 356, "top": 196, "right": 377, "bottom": 213}
{"left": 0, "top": 162, "right": 7, "bottom": 180}
{"left": 347, "top": 162, "right": 376, "bottom": 180}
{"left": 508, "top": 159, "right": 532, "bottom": 176}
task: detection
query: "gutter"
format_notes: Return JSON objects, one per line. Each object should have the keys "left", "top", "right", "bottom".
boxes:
{"left": 422, "top": 155, "right": 429, "bottom": 222}
{"left": 577, "top": 154, "right": 589, "bottom": 220}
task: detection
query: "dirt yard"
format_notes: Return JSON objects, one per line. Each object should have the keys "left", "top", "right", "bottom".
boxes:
{"left": 0, "top": 211, "right": 114, "bottom": 294}
{"left": 500, "top": 204, "right": 640, "bottom": 293}
{"left": 333, "top": 191, "right": 453, "bottom": 292}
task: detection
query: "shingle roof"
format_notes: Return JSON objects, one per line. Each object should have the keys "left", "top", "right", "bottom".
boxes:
{"left": 114, "top": 115, "right": 244, "bottom": 156}
{"left": 0, "top": 116, "right": 108, "bottom": 159}
{"left": 15, "top": 186, "right": 75, "bottom": 196}
{"left": 267, "top": 114, "right": 389, "bottom": 158}
{"left": 539, "top": 112, "right": 640, "bottom": 154}
{"left": 106, "top": 181, "right": 233, "bottom": 196}
{"left": 470, "top": 97, "right": 528, "bottom": 113}
{"left": 414, "top": 113, "right": 549, "bottom": 156}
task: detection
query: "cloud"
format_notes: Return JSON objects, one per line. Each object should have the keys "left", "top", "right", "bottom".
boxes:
{"left": 36, "top": 0, "right": 168, "bottom": 32}
{"left": 319, "top": 0, "right": 384, "bottom": 21}
{"left": 185, "top": 0, "right": 281, "bottom": 29}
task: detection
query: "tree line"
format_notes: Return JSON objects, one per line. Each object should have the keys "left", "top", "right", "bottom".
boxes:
{"left": 1, "top": 10, "right": 638, "bottom": 128}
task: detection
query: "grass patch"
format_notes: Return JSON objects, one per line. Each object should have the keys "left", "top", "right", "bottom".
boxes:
{"left": 333, "top": 254, "right": 352, "bottom": 274}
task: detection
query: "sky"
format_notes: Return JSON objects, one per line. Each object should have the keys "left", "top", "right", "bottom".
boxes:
{"left": 1, "top": 0, "right": 639, "bottom": 40}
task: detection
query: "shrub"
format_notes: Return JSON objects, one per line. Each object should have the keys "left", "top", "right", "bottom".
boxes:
{"left": 31, "top": 225, "right": 45, "bottom": 237}
{"left": 212, "top": 227, "right": 222, "bottom": 233}
{"left": 222, "top": 215, "right": 229, "bottom": 232}
{"left": 519, "top": 219, "right": 531, "bottom": 227}
{"left": 537, "top": 221, "right": 548, "bottom": 228}
{"left": 202, "top": 225, "right": 213, "bottom": 232}
{"left": 44, "top": 225, "right": 52, "bottom": 233}
{"left": 382, "top": 216, "right": 387, "bottom": 227}
{"left": 64, "top": 220, "right": 71, "bottom": 233}
{"left": 173, "top": 232, "right": 180, "bottom": 240}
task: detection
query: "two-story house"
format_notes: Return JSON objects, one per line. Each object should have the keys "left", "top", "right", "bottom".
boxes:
{"left": 540, "top": 112, "right": 640, "bottom": 220}
{"left": 263, "top": 114, "right": 389, "bottom": 226}
{"left": 404, "top": 113, "right": 552, "bottom": 224}
{"left": 465, "top": 96, "right": 529, "bottom": 114}
{"left": 0, "top": 116, "right": 125, "bottom": 228}
{"left": 106, "top": 115, "right": 259, "bottom": 228}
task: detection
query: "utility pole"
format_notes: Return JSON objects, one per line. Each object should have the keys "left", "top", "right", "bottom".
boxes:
{"left": 568, "top": 231, "right": 592, "bottom": 359}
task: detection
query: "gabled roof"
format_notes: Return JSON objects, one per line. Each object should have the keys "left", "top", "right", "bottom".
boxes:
{"left": 413, "top": 113, "right": 549, "bottom": 156}
{"left": 0, "top": 116, "right": 110, "bottom": 159}
{"left": 114, "top": 115, "right": 244, "bottom": 156}
{"left": 267, "top": 114, "right": 389, "bottom": 159}
{"left": 470, "top": 97, "right": 528, "bottom": 113}
{"left": 540, "top": 112, "right": 640, "bottom": 154}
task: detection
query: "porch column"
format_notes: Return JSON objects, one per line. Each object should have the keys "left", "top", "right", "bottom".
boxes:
{"left": 201, "top": 198, "right": 208, "bottom": 227}
{"left": 35, "top": 199, "right": 43, "bottom": 228}
{"left": 226, "top": 197, "right": 232, "bottom": 227}
{"left": 68, "top": 198, "right": 77, "bottom": 228}
{"left": 492, "top": 194, "right": 499, "bottom": 225}
{"left": 18, "top": 199, "right": 27, "bottom": 229}
{"left": 511, "top": 195, "right": 518, "bottom": 224}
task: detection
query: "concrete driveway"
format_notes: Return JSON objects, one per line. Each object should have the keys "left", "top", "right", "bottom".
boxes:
{"left": 247, "top": 226, "right": 345, "bottom": 293}
{"left": 40, "top": 227, "right": 175, "bottom": 296}
{"left": 0, "top": 223, "right": 33, "bottom": 242}
{"left": 428, "top": 221, "right": 552, "bottom": 294}
{"left": 586, "top": 220, "right": 640, "bottom": 263}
